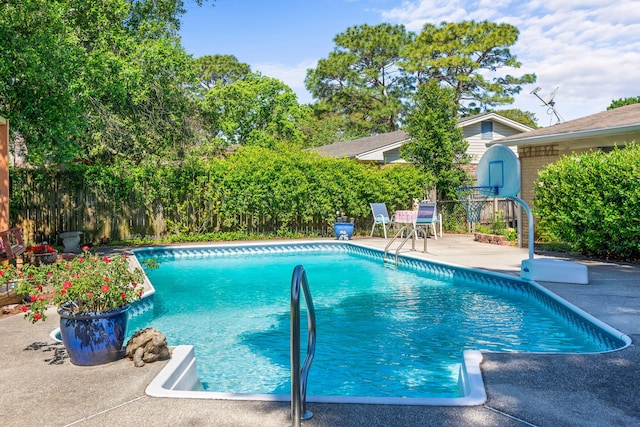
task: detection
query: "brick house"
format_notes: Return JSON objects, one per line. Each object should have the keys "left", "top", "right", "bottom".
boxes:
{"left": 494, "top": 103, "right": 640, "bottom": 240}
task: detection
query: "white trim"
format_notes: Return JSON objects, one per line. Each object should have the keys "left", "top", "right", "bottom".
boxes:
{"left": 458, "top": 112, "right": 534, "bottom": 133}
{"left": 496, "top": 123, "right": 640, "bottom": 147}
{"left": 355, "top": 139, "right": 408, "bottom": 162}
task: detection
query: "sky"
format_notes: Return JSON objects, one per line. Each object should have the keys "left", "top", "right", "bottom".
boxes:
{"left": 179, "top": 0, "right": 640, "bottom": 127}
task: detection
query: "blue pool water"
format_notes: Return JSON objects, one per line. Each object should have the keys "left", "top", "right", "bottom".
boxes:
{"left": 132, "top": 243, "right": 626, "bottom": 399}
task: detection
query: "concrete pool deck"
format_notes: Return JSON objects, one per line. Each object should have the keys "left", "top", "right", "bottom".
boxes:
{"left": 1, "top": 235, "right": 638, "bottom": 426}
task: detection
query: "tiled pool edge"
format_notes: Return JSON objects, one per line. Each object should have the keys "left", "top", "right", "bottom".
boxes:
{"left": 146, "top": 346, "right": 487, "bottom": 406}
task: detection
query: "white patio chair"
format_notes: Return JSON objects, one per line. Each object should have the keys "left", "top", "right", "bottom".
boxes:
{"left": 369, "top": 203, "right": 394, "bottom": 238}
{"left": 415, "top": 202, "right": 440, "bottom": 239}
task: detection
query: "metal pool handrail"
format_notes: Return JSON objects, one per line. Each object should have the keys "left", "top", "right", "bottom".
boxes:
{"left": 384, "top": 224, "right": 429, "bottom": 266}
{"left": 290, "top": 265, "right": 316, "bottom": 426}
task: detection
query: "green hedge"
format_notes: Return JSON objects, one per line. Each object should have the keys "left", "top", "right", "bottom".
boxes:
{"left": 534, "top": 144, "right": 640, "bottom": 261}
{"left": 11, "top": 146, "right": 431, "bottom": 241}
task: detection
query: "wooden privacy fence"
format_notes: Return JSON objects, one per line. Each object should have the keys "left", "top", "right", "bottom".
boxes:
{"left": 9, "top": 172, "right": 517, "bottom": 247}
{"left": 9, "top": 172, "right": 342, "bottom": 245}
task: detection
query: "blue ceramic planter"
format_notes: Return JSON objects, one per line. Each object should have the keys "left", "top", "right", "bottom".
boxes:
{"left": 333, "top": 222, "right": 354, "bottom": 240}
{"left": 58, "top": 304, "right": 130, "bottom": 366}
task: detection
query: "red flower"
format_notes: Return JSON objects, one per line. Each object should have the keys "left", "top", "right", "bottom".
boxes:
{"left": 103, "top": 256, "right": 112, "bottom": 263}
{"left": 101, "top": 285, "right": 110, "bottom": 293}
{"left": 87, "top": 291, "right": 93, "bottom": 297}
{"left": 63, "top": 281, "right": 72, "bottom": 289}
{"left": 132, "top": 282, "right": 138, "bottom": 288}
{"left": 36, "top": 284, "right": 43, "bottom": 291}
{"left": 121, "top": 292, "right": 127, "bottom": 299}
{"left": 26, "top": 244, "right": 56, "bottom": 254}
{"left": 82, "top": 245, "right": 90, "bottom": 251}
{"left": 21, "top": 306, "right": 27, "bottom": 312}
{"left": 60, "top": 289, "right": 67, "bottom": 295}
{"left": 34, "top": 313, "right": 42, "bottom": 320}
{"left": 30, "top": 295, "right": 36, "bottom": 302}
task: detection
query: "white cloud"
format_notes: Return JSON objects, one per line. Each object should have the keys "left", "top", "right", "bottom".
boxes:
{"left": 238, "top": 0, "right": 640, "bottom": 125}
{"left": 380, "top": 0, "right": 640, "bottom": 124}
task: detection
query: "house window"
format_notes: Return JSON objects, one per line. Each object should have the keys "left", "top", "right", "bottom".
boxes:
{"left": 481, "top": 121, "right": 493, "bottom": 140}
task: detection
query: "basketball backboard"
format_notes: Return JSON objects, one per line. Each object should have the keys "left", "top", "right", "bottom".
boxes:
{"left": 477, "top": 144, "right": 521, "bottom": 198}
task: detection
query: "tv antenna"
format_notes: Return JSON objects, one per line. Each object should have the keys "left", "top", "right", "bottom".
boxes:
{"left": 530, "top": 86, "right": 564, "bottom": 124}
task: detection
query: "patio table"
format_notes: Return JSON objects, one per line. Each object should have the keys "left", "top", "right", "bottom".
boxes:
{"left": 394, "top": 210, "right": 417, "bottom": 224}
{"left": 394, "top": 209, "right": 442, "bottom": 238}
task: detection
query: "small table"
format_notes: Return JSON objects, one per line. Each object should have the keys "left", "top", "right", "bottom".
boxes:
{"left": 394, "top": 210, "right": 417, "bottom": 224}
{"left": 394, "top": 210, "right": 442, "bottom": 239}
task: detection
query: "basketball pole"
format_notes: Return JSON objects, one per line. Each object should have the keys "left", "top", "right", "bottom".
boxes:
{"left": 507, "top": 196, "right": 534, "bottom": 261}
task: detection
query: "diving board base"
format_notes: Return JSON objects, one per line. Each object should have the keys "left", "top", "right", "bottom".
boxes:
{"left": 521, "top": 258, "right": 589, "bottom": 285}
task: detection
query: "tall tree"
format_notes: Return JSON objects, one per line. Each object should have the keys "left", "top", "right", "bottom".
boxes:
{"left": 493, "top": 108, "right": 538, "bottom": 129}
{"left": 401, "top": 80, "right": 471, "bottom": 200}
{"left": 403, "top": 21, "right": 536, "bottom": 114}
{"left": 193, "top": 55, "right": 251, "bottom": 91}
{"left": 202, "top": 73, "right": 307, "bottom": 149}
{"left": 0, "top": 0, "right": 214, "bottom": 165}
{"left": 608, "top": 96, "right": 640, "bottom": 110}
{"left": 305, "top": 23, "right": 414, "bottom": 136}
{"left": 0, "top": 0, "right": 88, "bottom": 163}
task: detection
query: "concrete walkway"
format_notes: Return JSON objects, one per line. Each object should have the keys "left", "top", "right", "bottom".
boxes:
{"left": 1, "top": 235, "right": 638, "bottom": 426}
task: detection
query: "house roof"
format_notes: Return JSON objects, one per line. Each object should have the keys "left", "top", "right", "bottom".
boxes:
{"left": 312, "top": 112, "right": 533, "bottom": 161}
{"left": 495, "top": 103, "right": 640, "bottom": 146}
{"left": 313, "top": 130, "right": 409, "bottom": 159}
{"left": 458, "top": 111, "right": 534, "bottom": 133}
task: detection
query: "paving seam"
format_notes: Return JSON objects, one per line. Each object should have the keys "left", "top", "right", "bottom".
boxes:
{"left": 483, "top": 404, "right": 540, "bottom": 427}
{"left": 63, "top": 395, "right": 147, "bottom": 426}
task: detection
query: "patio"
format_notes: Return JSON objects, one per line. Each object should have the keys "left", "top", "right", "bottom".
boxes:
{"left": 1, "top": 235, "right": 638, "bottom": 426}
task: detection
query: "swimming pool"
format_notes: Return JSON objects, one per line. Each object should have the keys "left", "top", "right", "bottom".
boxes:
{"left": 132, "top": 241, "right": 629, "bottom": 404}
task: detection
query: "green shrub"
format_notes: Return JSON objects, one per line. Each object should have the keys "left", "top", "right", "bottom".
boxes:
{"left": 534, "top": 143, "right": 640, "bottom": 261}
{"left": 11, "top": 146, "right": 430, "bottom": 241}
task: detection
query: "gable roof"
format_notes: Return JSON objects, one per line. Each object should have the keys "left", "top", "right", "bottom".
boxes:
{"left": 458, "top": 111, "right": 533, "bottom": 133}
{"left": 311, "top": 112, "right": 533, "bottom": 162}
{"left": 313, "top": 130, "right": 409, "bottom": 159}
{"left": 496, "top": 103, "right": 640, "bottom": 146}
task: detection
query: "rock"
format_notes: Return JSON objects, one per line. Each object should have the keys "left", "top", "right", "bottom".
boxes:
{"left": 125, "top": 327, "right": 171, "bottom": 367}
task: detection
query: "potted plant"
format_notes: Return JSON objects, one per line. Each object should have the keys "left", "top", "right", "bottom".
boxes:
{"left": 333, "top": 211, "right": 355, "bottom": 240}
{"left": 25, "top": 242, "right": 58, "bottom": 266}
{"left": 0, "top": 263, "right": 24, "bottom": 306}
{"left": 13, "top": 246, "right": 145, "bottom": 366}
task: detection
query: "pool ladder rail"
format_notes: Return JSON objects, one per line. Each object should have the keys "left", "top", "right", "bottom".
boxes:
{"left": 383, "top": 224, "right": 429, "bottom": 267}
{"left": 290, "top": 265, "right": 316, "bottom": 427}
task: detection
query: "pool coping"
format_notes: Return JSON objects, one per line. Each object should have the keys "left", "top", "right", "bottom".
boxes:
{"left": 145, "top": 346, "right": 487, "bottom": 406}
{"left": 132, "top": 240, "right": 631, "bottom": 406}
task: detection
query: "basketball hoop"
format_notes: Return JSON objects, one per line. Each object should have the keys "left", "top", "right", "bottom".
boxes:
{"left": 455, "top": 186, "right": 496, "bottom": 231}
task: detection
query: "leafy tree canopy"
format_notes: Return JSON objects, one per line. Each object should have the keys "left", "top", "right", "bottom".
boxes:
{"left": 0, "top": 0, "right": 214, "bottom": 166}
{"left": 193, "top": 54, "right": 251, "bottom": 91}
{"left": 305, "top": 23, "right": 414, "bottom": 136}
{"left": 608, "top": 96, "right": 640, "bottom": 110}
{"left": 403, "top": 21, "right": 536, "bottom": 114}
{"left": 492, "top": 108, "right": 539, "bottom": 128}
{"left": 202, "top": 73, "right": 307, "bottom": 149}
{"left": 401, "top": 80, "right": 471, "bottom": 199}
